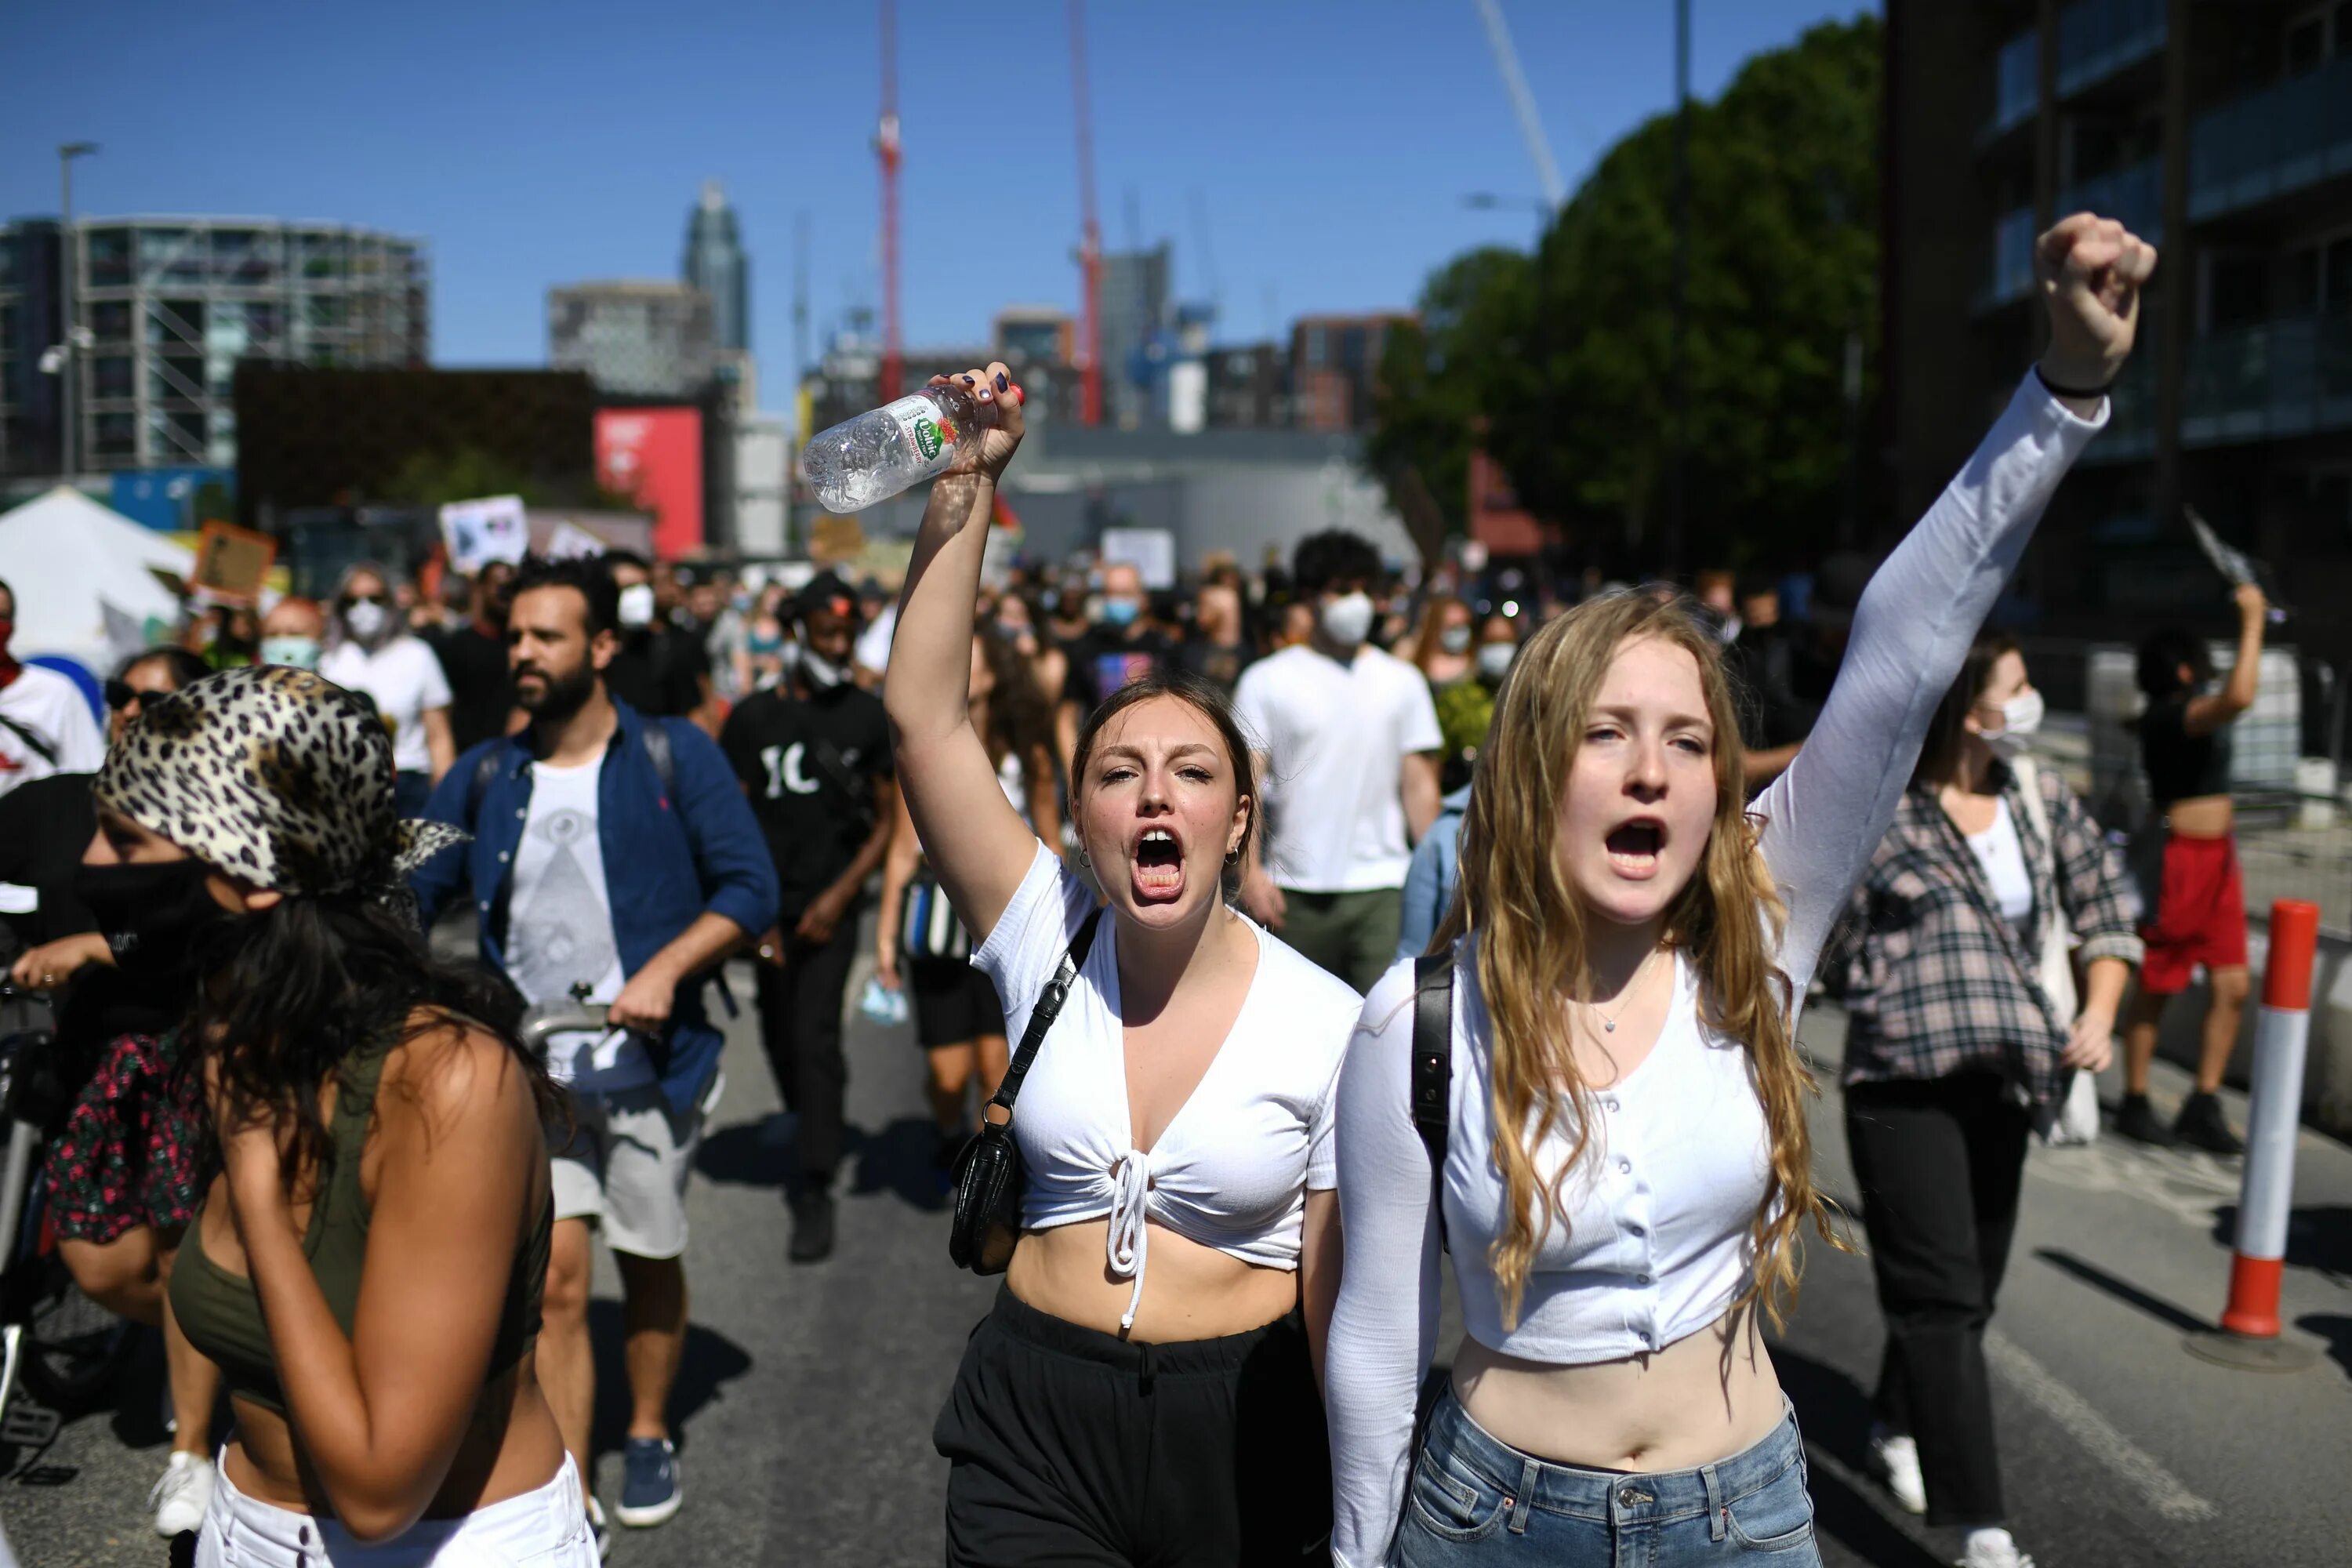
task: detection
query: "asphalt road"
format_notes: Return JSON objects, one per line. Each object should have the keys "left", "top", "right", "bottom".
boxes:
{"left": 6, "top": 939, "right": 2350, "bottom": 1566}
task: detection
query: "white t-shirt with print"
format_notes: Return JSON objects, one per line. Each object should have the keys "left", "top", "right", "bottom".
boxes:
{"left": 0, "top": 663, "right": 104, "bottom": 797}
{"left": 1233, "top": 643, "right": 1443, "bottom": 894}
{"left": 319, "top": 637, "right": 452, "bottom": 775}
{"left": 505, "top": 758, "right": 652, "bottom": 1091}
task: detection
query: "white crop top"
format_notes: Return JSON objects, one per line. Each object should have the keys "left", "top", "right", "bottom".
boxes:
{"left": 1323, "top": 370, "right": 2108, "bottom": 1568}
{"left": 1965, "top": 798, "right": 2036, "bottom": 938}
{"left": 971, "top": 844, "right": 1365, "bottom": 1330}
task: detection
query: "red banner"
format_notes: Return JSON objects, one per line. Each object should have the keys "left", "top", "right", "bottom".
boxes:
{"left": 595, "top": 407, "right": 703, "bottom": 560}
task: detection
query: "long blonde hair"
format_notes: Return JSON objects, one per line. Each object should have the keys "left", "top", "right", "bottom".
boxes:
{"left": 1432, "top": 590, "right": 1837, "bottom": 1331}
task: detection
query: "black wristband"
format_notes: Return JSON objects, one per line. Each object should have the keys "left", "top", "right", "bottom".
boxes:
{"left": 2035, "top": 364, "right": 2115, "bottom": 400}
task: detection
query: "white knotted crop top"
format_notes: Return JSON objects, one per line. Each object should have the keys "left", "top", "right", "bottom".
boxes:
{"left": 971, "top": 843, "right": 1366, "bottom": 1329}
{"left": 1323, "top": 369, "right": 2111, "bottom": 1568}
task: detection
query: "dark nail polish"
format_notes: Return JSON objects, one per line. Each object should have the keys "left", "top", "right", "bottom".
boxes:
{"left": 960, "top": 375, "right": 977, "bottom": 386}
{"left": 995, "top": 372, "right": 1010, "bottom": 392}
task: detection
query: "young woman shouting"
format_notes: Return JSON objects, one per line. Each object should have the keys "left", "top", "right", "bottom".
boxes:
{"left": 886, "top": 365, "right": 1362, "bottom": 1565}
{"left": 1324, "top": 213, "right": 2154, "bottom": 1568}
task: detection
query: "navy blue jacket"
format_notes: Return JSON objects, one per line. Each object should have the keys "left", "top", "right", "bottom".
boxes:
{"left": 411, "top": 698, "right": 779, "bottom": 1115}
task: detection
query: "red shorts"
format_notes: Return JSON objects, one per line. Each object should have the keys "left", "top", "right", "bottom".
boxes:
{"left": 2138, "top": 831, "right": 2249, "bottom": 995}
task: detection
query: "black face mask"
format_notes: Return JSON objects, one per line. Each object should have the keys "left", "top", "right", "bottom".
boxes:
{"left": 74, "top": 858, "right": 238, "bottom": 987}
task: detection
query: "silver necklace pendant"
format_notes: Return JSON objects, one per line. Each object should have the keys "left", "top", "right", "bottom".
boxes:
{"left": 1602, "top": 1018, "right": 1617, "bottom": 1032}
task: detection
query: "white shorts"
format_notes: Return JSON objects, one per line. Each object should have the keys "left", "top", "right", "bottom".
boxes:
{"left": 550, "top": 1083, "right": 702, "bottom": 1260}
{"left": 194, "top": 1452, "right": 596, "bottom": 1566}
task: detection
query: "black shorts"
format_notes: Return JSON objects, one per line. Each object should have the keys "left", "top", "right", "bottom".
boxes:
{"left": 935, "top": 1286, "right": 1331, "bottom": 1566}
{"left": 910, "top": 958, "right": 1007, "bottom": 1049}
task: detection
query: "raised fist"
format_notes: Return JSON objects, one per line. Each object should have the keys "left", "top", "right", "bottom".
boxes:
{"left": 2035, "top": 213, "right": 2158, "bottom": 393}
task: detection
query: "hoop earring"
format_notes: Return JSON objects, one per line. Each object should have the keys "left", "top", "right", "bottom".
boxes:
{"left": 1078, "top": 848, "right": 1093, "bottom": 869}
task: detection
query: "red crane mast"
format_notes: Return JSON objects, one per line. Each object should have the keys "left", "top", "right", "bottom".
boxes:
{"left": 878, "top": 0, "right": 903, "bottom": 401}
{"left": 1070, "top": 0, "right": 1103, "bottom": 426}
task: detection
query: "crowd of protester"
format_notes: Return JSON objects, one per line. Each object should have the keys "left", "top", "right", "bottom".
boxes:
{"left": 0, "top": 213, "right": 2276, "bottom": 1568}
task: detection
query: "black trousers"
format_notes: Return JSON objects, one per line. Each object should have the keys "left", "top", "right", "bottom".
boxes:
{"left": 753, "top": 909, "right": 862, "bottom": 1190}
{"left": 935, "top": 1287, "right": 1331, "bottom": 1566}
{"left": 1845, "top": 1072, "right": 2031, "bottom": 1530}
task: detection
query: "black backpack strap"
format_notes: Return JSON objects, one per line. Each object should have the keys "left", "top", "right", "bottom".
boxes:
{"left": 1411, "top": 946, "right": 1457, "bottom": 1240}
{"left": 989, "top": 910, "right": 1104, "bottom": 1116}
{"left": 463, "top": 744, "right": 503, "bottom": 828}
{"left": 640, "top": 720, "right": 677, "bottom": 800}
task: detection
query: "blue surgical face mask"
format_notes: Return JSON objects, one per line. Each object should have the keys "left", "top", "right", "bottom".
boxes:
{"left": 260, "top": 635, "right": 321, "bottom": 671}
{"left": 1102, "top": 597, "right": 1142, "bottom": 628}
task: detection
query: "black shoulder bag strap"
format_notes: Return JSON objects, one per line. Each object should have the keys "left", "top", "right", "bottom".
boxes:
{"left": 1410, "top": 945, "right": 1456, "bottom": 1245}
{"left": 0, "top": 712, "right": 60, "bottom": 768}
{"left": 990, "top": 909, "right": 1104, "bottom": 1117}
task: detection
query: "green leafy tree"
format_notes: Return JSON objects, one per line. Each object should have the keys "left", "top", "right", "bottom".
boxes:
{"left": 379, "top": 446, "right": 639, "bottom": 514}
{"left": 1374, "top": 15, "right": 1881, "bottom": 569}
{"left": 1367, "top": 246, "right": 1533, "bottom": 541}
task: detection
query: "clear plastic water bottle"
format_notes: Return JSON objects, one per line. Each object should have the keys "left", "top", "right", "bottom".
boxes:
{"left": 799, "top": 383, "right": 984, "bottom": 514}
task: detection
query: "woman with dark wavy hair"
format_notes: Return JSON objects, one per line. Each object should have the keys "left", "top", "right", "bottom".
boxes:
{"left": 87, "top": 666, "right": 590, "bottom": 1565}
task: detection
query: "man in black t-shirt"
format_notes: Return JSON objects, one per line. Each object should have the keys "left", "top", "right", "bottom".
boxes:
{"left": 604, "top": 551, "right": 716, "bottom": 728}
{"left": 426, "top": 561, "right": 517, "bottom": 752}
{"left": 718, "top": 572, "right": 895, "bottom": 1263}
{"left": 1058, "top": 560, "right": 1175, "bottom": 731}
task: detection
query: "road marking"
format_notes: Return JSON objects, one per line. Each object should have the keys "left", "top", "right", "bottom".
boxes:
{"left": 1984, "top": 1330, "right": 2220, "bottom": 1523}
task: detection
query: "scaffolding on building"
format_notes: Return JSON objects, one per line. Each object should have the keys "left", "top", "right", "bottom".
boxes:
{"left": 1, "top": 216, "right": 428, "bottom": 475}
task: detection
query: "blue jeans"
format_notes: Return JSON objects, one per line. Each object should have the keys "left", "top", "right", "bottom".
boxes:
{"left": 1398, "top": 1387, "right": 1822, "bottom": 1565}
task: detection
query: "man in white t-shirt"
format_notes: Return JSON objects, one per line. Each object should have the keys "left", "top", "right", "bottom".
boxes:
{"left": 0, "top": 578, "right": 105, "bottom": 799}
{"left": 316, "top": 562, "right": 456, "bottom": 817}
{"left": 1235, "top": 532, "right": 1442, "bottom": 991}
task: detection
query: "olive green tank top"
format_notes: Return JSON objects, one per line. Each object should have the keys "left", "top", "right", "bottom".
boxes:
{"left": 169, "top": 1035, "right": 554, "bottom": 1417}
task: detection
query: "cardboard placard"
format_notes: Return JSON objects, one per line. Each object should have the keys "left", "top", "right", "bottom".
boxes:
{"left": 439, "top": 495, "right": 530, "bottom": 574}
{"left": 190, "top": 520, "right": 277, "bottom": 606}
{"left": 809, "top": 514, "right": 866, "bottom": 564}
{"left": 1099, "top": 527, "right": 1178, "bottom": 590}
{"left": 545, "top": 519, "right": 609, "bottom": 561}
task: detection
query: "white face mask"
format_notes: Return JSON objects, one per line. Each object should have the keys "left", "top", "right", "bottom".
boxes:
{"left": 1438, "top": 625, "right": 1472, "bottom": 655}
{"left": 617, "top": 583, "right": 657, "bottom": 630}
{"left": 342, "top": 600, "right": 389, "bottom": 641}
{"left": 1320, "top": 591, "right": 1375, "bottom": 648}
{"left": 799, "top": 647, "right": 847, "bottom": 690}
{"left": 1475, "top": 641, "right": 1516, "bottom": 683}
{"left": 1980, "top": 686, "right": 2044, "bottom": 758}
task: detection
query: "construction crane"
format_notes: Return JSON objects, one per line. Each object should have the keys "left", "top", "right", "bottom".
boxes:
{"left": 878, "top": 0, "right": 903, "bottom": 401}
{"left": 1070, "top": 0, "right": 1103, "bottom": 426}
{"left": 1471, "top": 0, "right": 1566, "bottom": 210}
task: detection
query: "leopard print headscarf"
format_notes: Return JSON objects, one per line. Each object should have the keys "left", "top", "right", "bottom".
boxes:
{"left": 93, "top": 665, "right": 467, "bottom": 925}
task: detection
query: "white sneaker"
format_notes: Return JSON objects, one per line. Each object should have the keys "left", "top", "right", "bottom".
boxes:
{"left": 587, "top": 1496, "right": 613, "bottom": 1560}
{"left": 1869, "top": 1424, "right": 1928, "bottom": 1515}
{"left": 150, "top": 1451, "right": 214, "bottom": 1537}
{"left": 1958, "top": 1526, "right": 2037, "bottom": 1568}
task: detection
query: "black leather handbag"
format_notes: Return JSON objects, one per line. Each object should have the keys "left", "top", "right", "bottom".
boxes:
{"left": 947, "top": 910, "right": 1102, "bottom": 1274}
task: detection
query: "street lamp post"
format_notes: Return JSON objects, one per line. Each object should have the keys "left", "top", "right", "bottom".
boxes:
{"left": 57, "top": 142, "right": 98, "bottom": 482}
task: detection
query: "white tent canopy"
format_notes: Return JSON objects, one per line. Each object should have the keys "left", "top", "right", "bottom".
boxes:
{"left": 0, "top": 487, "right": 194, "bottom": 674}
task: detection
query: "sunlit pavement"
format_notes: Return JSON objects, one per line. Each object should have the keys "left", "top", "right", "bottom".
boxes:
{"left": 6, "top": 937, "right": 2350, "bottom": 1566}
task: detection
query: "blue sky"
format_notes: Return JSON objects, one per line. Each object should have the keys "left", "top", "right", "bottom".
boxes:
{"left": 2, "top": 0, "right": 1873, "bottom": 415}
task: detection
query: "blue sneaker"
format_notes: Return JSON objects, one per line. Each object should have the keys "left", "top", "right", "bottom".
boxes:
{"left": 613, "top": 1437, "right": 681, "bottom": 1527}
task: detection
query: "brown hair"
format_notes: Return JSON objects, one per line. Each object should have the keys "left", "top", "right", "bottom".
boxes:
{"left": 1433, "top": 590, "right": 1839, "bottom": 1331}
{"left": 1408, "top": 596, "right": 1474, "bottom": 673}
{"left": 1912, "top": 632, "right": 2022, "bottom": 789}
{"left": 1068, "top": 670, "right": 1259, "bottom": 899}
